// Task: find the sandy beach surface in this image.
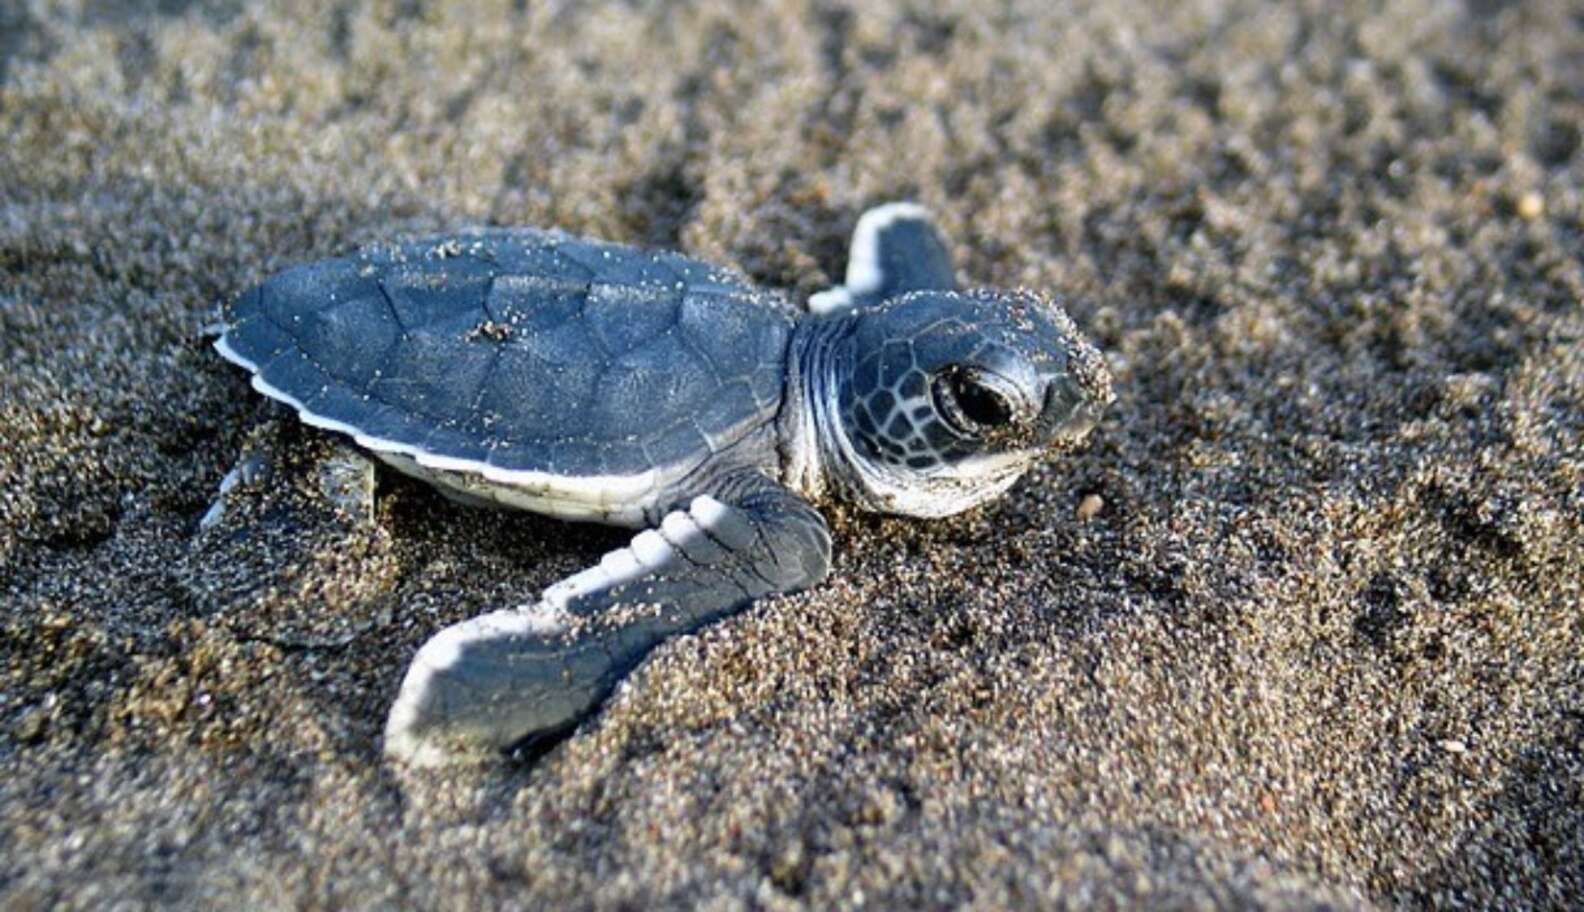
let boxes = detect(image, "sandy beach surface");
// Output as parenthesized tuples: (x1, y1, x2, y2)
(2, 1, 1581, 908)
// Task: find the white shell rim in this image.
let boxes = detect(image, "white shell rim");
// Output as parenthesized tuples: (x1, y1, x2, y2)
(213, 333, 659, 502)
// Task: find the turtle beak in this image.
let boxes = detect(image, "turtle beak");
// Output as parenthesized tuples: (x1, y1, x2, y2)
(1035, 366, 1113, 452)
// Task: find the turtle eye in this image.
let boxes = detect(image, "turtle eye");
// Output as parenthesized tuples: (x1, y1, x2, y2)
(932, 368, 1015, 436)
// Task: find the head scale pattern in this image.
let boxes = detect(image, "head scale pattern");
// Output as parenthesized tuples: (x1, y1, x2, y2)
(821, 287, 1111, 518)
(840, 334, 980, 471)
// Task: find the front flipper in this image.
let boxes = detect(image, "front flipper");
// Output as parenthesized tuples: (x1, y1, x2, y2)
(383, 479, 832, 766)
(808, 202, 958, 314)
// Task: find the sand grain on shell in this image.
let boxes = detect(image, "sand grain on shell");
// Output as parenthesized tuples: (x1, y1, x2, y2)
(2, 1, 1582, 909)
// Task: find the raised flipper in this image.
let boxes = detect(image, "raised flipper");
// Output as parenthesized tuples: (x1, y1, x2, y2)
(808, 202, 958, 314)
(383, 476, 832, 766)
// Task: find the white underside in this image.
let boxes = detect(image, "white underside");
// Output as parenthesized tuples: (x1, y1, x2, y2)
(374, 452, 653, 526)
(214, 334, 663, 527)
(853, 445, 1028, 518)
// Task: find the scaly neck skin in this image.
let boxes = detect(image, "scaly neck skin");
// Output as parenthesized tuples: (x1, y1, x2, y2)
(777, 314, 860, 508)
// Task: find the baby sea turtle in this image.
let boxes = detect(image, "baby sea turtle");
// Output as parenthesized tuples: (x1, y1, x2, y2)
(215, 203, 1113, 766)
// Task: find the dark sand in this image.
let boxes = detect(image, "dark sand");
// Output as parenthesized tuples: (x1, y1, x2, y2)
(2, 1, 1581, 908)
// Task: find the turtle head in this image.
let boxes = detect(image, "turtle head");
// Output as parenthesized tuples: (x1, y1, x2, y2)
(829, 289, 1112, 517)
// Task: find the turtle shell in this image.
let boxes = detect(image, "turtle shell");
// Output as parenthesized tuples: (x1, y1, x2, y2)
(217, 229, 796, 521)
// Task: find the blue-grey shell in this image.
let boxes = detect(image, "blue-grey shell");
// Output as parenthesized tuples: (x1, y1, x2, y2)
(220, 229, 796, 482)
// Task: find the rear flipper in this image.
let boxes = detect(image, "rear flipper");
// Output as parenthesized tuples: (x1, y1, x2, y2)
(808, 202, 958, 313)
(383, 478, 831, 766)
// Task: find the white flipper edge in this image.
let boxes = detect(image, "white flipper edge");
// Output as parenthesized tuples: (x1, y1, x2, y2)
(382, 601, 570, 767)
(384, 496, 735, 766)
(808, 202, 933, 314)
(540, 496, 728, 611)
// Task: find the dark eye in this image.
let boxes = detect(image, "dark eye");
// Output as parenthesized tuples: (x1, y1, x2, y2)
(933, 369, 1015, 436)
(955, 375, 1013, 426)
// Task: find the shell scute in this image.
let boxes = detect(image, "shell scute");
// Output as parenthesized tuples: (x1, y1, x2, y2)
(218, 229, 798, 490)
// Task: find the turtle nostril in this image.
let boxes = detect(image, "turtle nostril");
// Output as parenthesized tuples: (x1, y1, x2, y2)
(1039, 378, 1067, 425)
(1041, 379, 1059, 414)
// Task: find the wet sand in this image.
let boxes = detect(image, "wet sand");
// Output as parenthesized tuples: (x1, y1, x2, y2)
(2, 1, 1580, 908)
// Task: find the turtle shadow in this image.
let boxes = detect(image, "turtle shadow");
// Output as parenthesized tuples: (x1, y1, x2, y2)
(178, 405, 631, 762)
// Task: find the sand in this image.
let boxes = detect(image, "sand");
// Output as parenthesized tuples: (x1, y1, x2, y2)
(2, 0, 1580, 908)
